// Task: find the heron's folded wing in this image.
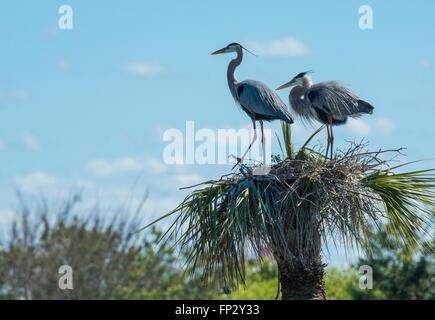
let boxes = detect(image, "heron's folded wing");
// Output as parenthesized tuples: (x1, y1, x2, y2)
(237, 80, 294, 123)
(307, 82, 363, 117)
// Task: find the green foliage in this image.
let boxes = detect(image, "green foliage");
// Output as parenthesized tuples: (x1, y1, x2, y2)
(277, 121, 294, 160)
(0, 194, 219, 300)
(326, 225, 434, 300)
(222, 259, 279, 300)
(216, 259, 372, 300)
(0, 253, 14, 300)
(324, 266, 385, 300)
(351, 226, 434, 300)
(324, 267, 358, 300)
(362, 166, 435, 254)
(216, 227, 434, 300)
(1, 192, 432, 300)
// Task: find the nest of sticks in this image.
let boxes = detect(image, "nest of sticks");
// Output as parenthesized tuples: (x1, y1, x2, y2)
(157, 141, 433, 287)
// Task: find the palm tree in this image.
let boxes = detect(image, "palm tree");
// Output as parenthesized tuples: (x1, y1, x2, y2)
(146, 123, 435, 300)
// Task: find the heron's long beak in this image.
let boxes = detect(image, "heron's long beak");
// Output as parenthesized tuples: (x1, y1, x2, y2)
(211, 48, 227, 55)
(275, 81, 295, 91)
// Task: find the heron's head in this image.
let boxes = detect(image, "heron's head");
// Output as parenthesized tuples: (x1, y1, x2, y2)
(276, 71, 312, 90)
(211, 43, 257, 56)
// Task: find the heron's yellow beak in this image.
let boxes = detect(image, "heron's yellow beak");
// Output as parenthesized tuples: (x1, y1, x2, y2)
(211, 48, 227, 55)
(275, 81, 294, 91)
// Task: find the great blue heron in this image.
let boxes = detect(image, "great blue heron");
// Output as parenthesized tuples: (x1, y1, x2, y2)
(211, 43, 294, 170)
(276, 72, 374, 159)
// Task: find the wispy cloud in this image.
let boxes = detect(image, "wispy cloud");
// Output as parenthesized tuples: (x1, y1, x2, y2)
(171, 174, 202, 187)
(246, 37, 310, 57)
(376, 117, 396, 135)
(347, 118, 372, 136)
(88, 158, 143, 177)
(0, 138, 5, 150)
(347, 117, 396, 136)
(23, 132, 41, 151)
(57, 60, 68, 69)
(87, 156, 167, 177)
(13, 171, 57, 192)
(125, 61, 165, 77)
(4, 152, 202, 226)
(420, 59, 431, 68)
(144, 158, 167, 174)
(11, 89, 30, 100)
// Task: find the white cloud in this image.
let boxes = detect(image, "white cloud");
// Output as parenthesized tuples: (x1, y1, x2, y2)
(246, 37, 310, 57)
(0, 138, 5, 150)
(57, 60, 68, 69)
(75, 179, 97, 190)
(125, 62, 165, 77)
(87, 156, 167, 177)
(144, 158, 167, 174)
(87, 160, 113, 177)
(2, 152, 203, 229)
(88, 158, 143, 177)
(23, 132, 41, 151)
(420, 59, 431, 68)
(13, 171, 57, 192)
(347, 118, 371, 136)
(171, 174, 202, 187)
(376, 117, 396, 135)
(347, 117, 395, 137)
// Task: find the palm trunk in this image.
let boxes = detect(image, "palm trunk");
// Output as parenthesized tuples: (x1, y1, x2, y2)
(273, 227, 327, 300)
(276, 255, 326, 300)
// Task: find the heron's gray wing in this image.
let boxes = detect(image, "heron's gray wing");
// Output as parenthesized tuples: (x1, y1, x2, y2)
(307, 81, 373, 117)
(236, 80, 294, 123)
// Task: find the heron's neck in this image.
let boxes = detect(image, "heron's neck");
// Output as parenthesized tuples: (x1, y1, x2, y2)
(291, 77, 313, 101)
(227, 48, 243, 100)
(289, 85, 311, 116)
(302, 76, 313, 89)
(290, 86, 309, 103)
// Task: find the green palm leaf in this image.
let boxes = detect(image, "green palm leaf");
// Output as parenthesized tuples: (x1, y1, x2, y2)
(144, 125, 435, 289)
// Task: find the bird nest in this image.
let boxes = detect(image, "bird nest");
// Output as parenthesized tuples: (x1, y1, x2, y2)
(152, 142, 434, 288)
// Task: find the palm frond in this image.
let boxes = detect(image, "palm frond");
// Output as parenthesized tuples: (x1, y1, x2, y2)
(281, 121, 294, 160)
(362, 168, 435, 253)
(144, 136, 435, 289)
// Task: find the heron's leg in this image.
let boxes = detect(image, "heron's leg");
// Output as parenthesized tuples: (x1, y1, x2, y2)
(330, 128, 334, 160)
(260, 120, 266, 166)
(231, 116, 257, 169)
(240, 117, 257, 161)
(325, 124, 331, 160)
(329, 117, 334, 160)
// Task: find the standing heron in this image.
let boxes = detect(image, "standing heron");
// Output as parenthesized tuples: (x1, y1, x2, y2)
(211, 43, 294, 170)
(276, 72, 374, 159)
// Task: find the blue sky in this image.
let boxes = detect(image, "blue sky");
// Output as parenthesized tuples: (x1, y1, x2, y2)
(0, 0, 434, 265)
